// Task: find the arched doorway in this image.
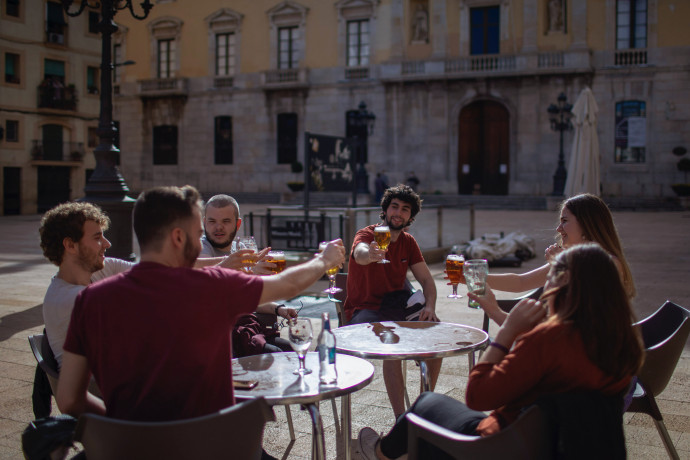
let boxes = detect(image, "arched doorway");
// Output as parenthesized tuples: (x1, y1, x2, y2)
(458, 100, 509, 195)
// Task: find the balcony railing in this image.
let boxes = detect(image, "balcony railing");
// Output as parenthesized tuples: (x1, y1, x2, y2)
(615, 49, 647, 66)
(138, 78, 189, 96)
(402, 61, 426, 75)
(445, 54, 517, 73)
(538, 52, 565, 68)
(345, 66, 369, 80)
(214, 76, 234, 89)
(31, 140, 85, 162)
(37, 80, 77, 111)
(262, 68, 309, 88)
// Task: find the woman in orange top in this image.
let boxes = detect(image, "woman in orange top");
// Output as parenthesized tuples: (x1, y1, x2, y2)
(358, 243, 644, 460)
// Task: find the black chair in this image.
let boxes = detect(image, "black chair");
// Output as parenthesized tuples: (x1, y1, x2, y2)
(74, 398, 275, 460)
(28, 334, 59, 395)
(482, 287, 544, 335)
(626, 301, 690, 460)
(406, 405, 553, 460)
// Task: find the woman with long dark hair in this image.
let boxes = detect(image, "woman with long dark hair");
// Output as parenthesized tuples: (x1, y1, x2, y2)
(359, 243, 644, 459)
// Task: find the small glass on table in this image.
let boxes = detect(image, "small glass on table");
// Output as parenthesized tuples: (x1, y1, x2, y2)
(464, 259, 489, 309)
(374, 225, 391, 264)
(266, 250, 286, 274)
(288, 318, 313, 375)
(319, 241, 342, 294)
(445, 254, 465, 299)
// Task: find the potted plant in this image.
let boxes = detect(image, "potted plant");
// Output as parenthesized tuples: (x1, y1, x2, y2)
(671, 147, 690, 197)
(287, 160, 305, 192)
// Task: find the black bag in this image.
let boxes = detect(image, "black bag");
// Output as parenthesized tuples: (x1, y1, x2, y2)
(21, 415, 77, 460)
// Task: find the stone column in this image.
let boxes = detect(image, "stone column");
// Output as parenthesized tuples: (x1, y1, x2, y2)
(522, 0, 537, 53)
(431, 0, 447, 58)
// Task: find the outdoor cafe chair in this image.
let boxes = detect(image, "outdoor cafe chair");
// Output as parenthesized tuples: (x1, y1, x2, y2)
(74, 397, 275, 460)
(627, 300, 690, 460)
(28, 334, 59, 395)
(406, 405, 554, 460)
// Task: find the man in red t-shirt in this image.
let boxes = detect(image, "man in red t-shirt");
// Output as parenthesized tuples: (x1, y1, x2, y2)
(343, 184, 440, 419)
(56, 185, 345, 422)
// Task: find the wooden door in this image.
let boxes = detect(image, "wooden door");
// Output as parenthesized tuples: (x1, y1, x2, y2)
(37, 166, 70, 213)
(458, 101, 509, 195)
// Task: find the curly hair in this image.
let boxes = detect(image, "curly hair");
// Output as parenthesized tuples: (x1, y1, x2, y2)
(39, 202, 110, 266)
(379, 183, 422, 227)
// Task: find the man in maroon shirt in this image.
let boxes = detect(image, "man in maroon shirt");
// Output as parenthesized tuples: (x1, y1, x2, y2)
(56, 185, 345, 422)
(343, 184, 440, 419)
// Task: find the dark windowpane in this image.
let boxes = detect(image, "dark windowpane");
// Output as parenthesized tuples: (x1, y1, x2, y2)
(214, 116, 233, 164)
(87, 66, 99, 94)
(88, 11, 99, 34)
(3, 167, 21, 215)
(277, 113, 297, 164)
(6, 120, 19, 142)
(87, 127, 98, 148)
(278, 27, 298, 69)
(470, 6, 500, 55)
(614, 101, 646, 163)
(153, 125, 177, 165)
(616, 0, 647, 49)
(44, 58, 65, 80)
(6, 0, 20, 17)
(46, 2, 65, 40)
(346, 110, 368, 164)
(5, 53, 20, 84)
(42, 124, 63, 160)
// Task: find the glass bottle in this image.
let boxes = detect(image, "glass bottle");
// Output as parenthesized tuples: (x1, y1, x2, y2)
(317, 312, 338, 385)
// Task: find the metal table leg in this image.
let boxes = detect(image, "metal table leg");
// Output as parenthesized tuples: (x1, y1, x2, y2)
(419, 360, 430, 392)
(340, 394, 352, 460)
(306, 403, 326, 460)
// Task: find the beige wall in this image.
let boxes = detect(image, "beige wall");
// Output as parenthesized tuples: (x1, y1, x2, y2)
(657, 0, 690, 47)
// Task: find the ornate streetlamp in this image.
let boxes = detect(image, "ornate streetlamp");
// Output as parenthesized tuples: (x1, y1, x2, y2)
(349, 101, 376, 207)
(547, 92, 573, 196)
(62, 0, 153, 260)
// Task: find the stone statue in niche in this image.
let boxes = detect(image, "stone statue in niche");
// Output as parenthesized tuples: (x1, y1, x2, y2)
(548, 0, 565, 33)
(412, 3, 429, 43)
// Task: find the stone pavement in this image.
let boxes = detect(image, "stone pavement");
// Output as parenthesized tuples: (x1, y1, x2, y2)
(0, 208, 688, 459)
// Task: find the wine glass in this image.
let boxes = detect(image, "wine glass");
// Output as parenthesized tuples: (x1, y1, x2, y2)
(288, 318, 313, 375)
(464, 259, 489, 309)
(374, 225, 391, 264)
(319, 241, 342, 294)
(445, 254, 465, 299)
(237, 236, 258, 273)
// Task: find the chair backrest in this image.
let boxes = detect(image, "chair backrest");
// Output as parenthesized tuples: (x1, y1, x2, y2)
(634, 301, 690, 397)
(407, 405, 553, 460)
(28, 334, 59, 394)
(74, 397, 275, 460)
(482, 287, 544, 334)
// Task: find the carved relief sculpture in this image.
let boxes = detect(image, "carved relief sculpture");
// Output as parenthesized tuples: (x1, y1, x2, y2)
(412, 2, 429, 43)
(548, 0, 564, 33)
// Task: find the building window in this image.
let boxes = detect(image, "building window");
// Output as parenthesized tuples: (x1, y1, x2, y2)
(157, 39, 175, 79)
(4, 52, 20, 84)
(278, 27, 299, 69)
(44, 58, 65, 83)
(277, 113, 298, 164)
(346, 20, 369, 67)
(88, 11, 99, 34)
(6, 120, 19, 142)
(46, 1, 66, 44)
(153, 125, 177, 165)
(216, 33, 235, 76)
(616, 0, 647, 49)
(470, 6, 500, 55)
(87, 66, 99, 94)
(214, 116, 233, 164)
(615, 101, 646, 163)
(6, 0, 20, 17)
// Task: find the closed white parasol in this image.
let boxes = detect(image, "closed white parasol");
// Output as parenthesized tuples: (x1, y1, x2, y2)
(564, 87, 601, 197)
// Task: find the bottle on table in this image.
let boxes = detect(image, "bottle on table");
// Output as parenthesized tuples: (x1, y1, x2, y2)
(317, 312, 338, 385)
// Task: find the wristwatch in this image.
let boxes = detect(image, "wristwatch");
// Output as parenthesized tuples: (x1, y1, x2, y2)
(274, 304, 285, 317)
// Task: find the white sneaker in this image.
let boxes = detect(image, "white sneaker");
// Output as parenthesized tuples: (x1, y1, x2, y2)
(358, 427, 380, 460)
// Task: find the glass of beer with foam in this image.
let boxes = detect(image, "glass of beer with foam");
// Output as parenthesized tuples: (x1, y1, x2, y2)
(446, 254, 465, 299)
(266, 251, 286, 274)
(374, 225, 391, 264)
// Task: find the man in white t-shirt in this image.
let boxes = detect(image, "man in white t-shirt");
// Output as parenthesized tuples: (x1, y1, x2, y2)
(39, 202, 132, 370)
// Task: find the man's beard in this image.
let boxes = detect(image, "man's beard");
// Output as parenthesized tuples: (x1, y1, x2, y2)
(183, 233, 200, 268)
(385, 215, 408, 231)
(77, 246, 105, 274)
(205, 228, 236, 251)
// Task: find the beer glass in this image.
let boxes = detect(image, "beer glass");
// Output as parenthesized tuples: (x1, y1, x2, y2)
(374, 225, 391, 264)
(237, 236, 258, 273)
(288, 318, 313, 375)
(445, 254, 465, 299)
(319, 241, 342, 294)
(266, 250, 286, 274)
(464, 259, 489, 309)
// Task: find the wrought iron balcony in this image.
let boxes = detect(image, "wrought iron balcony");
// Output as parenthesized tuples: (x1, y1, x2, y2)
(37, 80, 78, 111)
(31, 140, 85, 162)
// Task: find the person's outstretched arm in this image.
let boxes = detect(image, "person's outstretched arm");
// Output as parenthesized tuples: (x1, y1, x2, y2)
(485, 263, 549, 293)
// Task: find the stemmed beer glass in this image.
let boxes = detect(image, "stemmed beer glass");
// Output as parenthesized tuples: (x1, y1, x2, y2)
(319, 241, 342, 294)
(446, 254, 465, 299)
(374, 225, 391, 264)
(288, 318, 313, 375)
(464, 259, 489, 309)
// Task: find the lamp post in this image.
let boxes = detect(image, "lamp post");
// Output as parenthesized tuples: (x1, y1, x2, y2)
(349, 101, 376, 207)
(547, 92, 573, 196)
(62, 0, 153, 260)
